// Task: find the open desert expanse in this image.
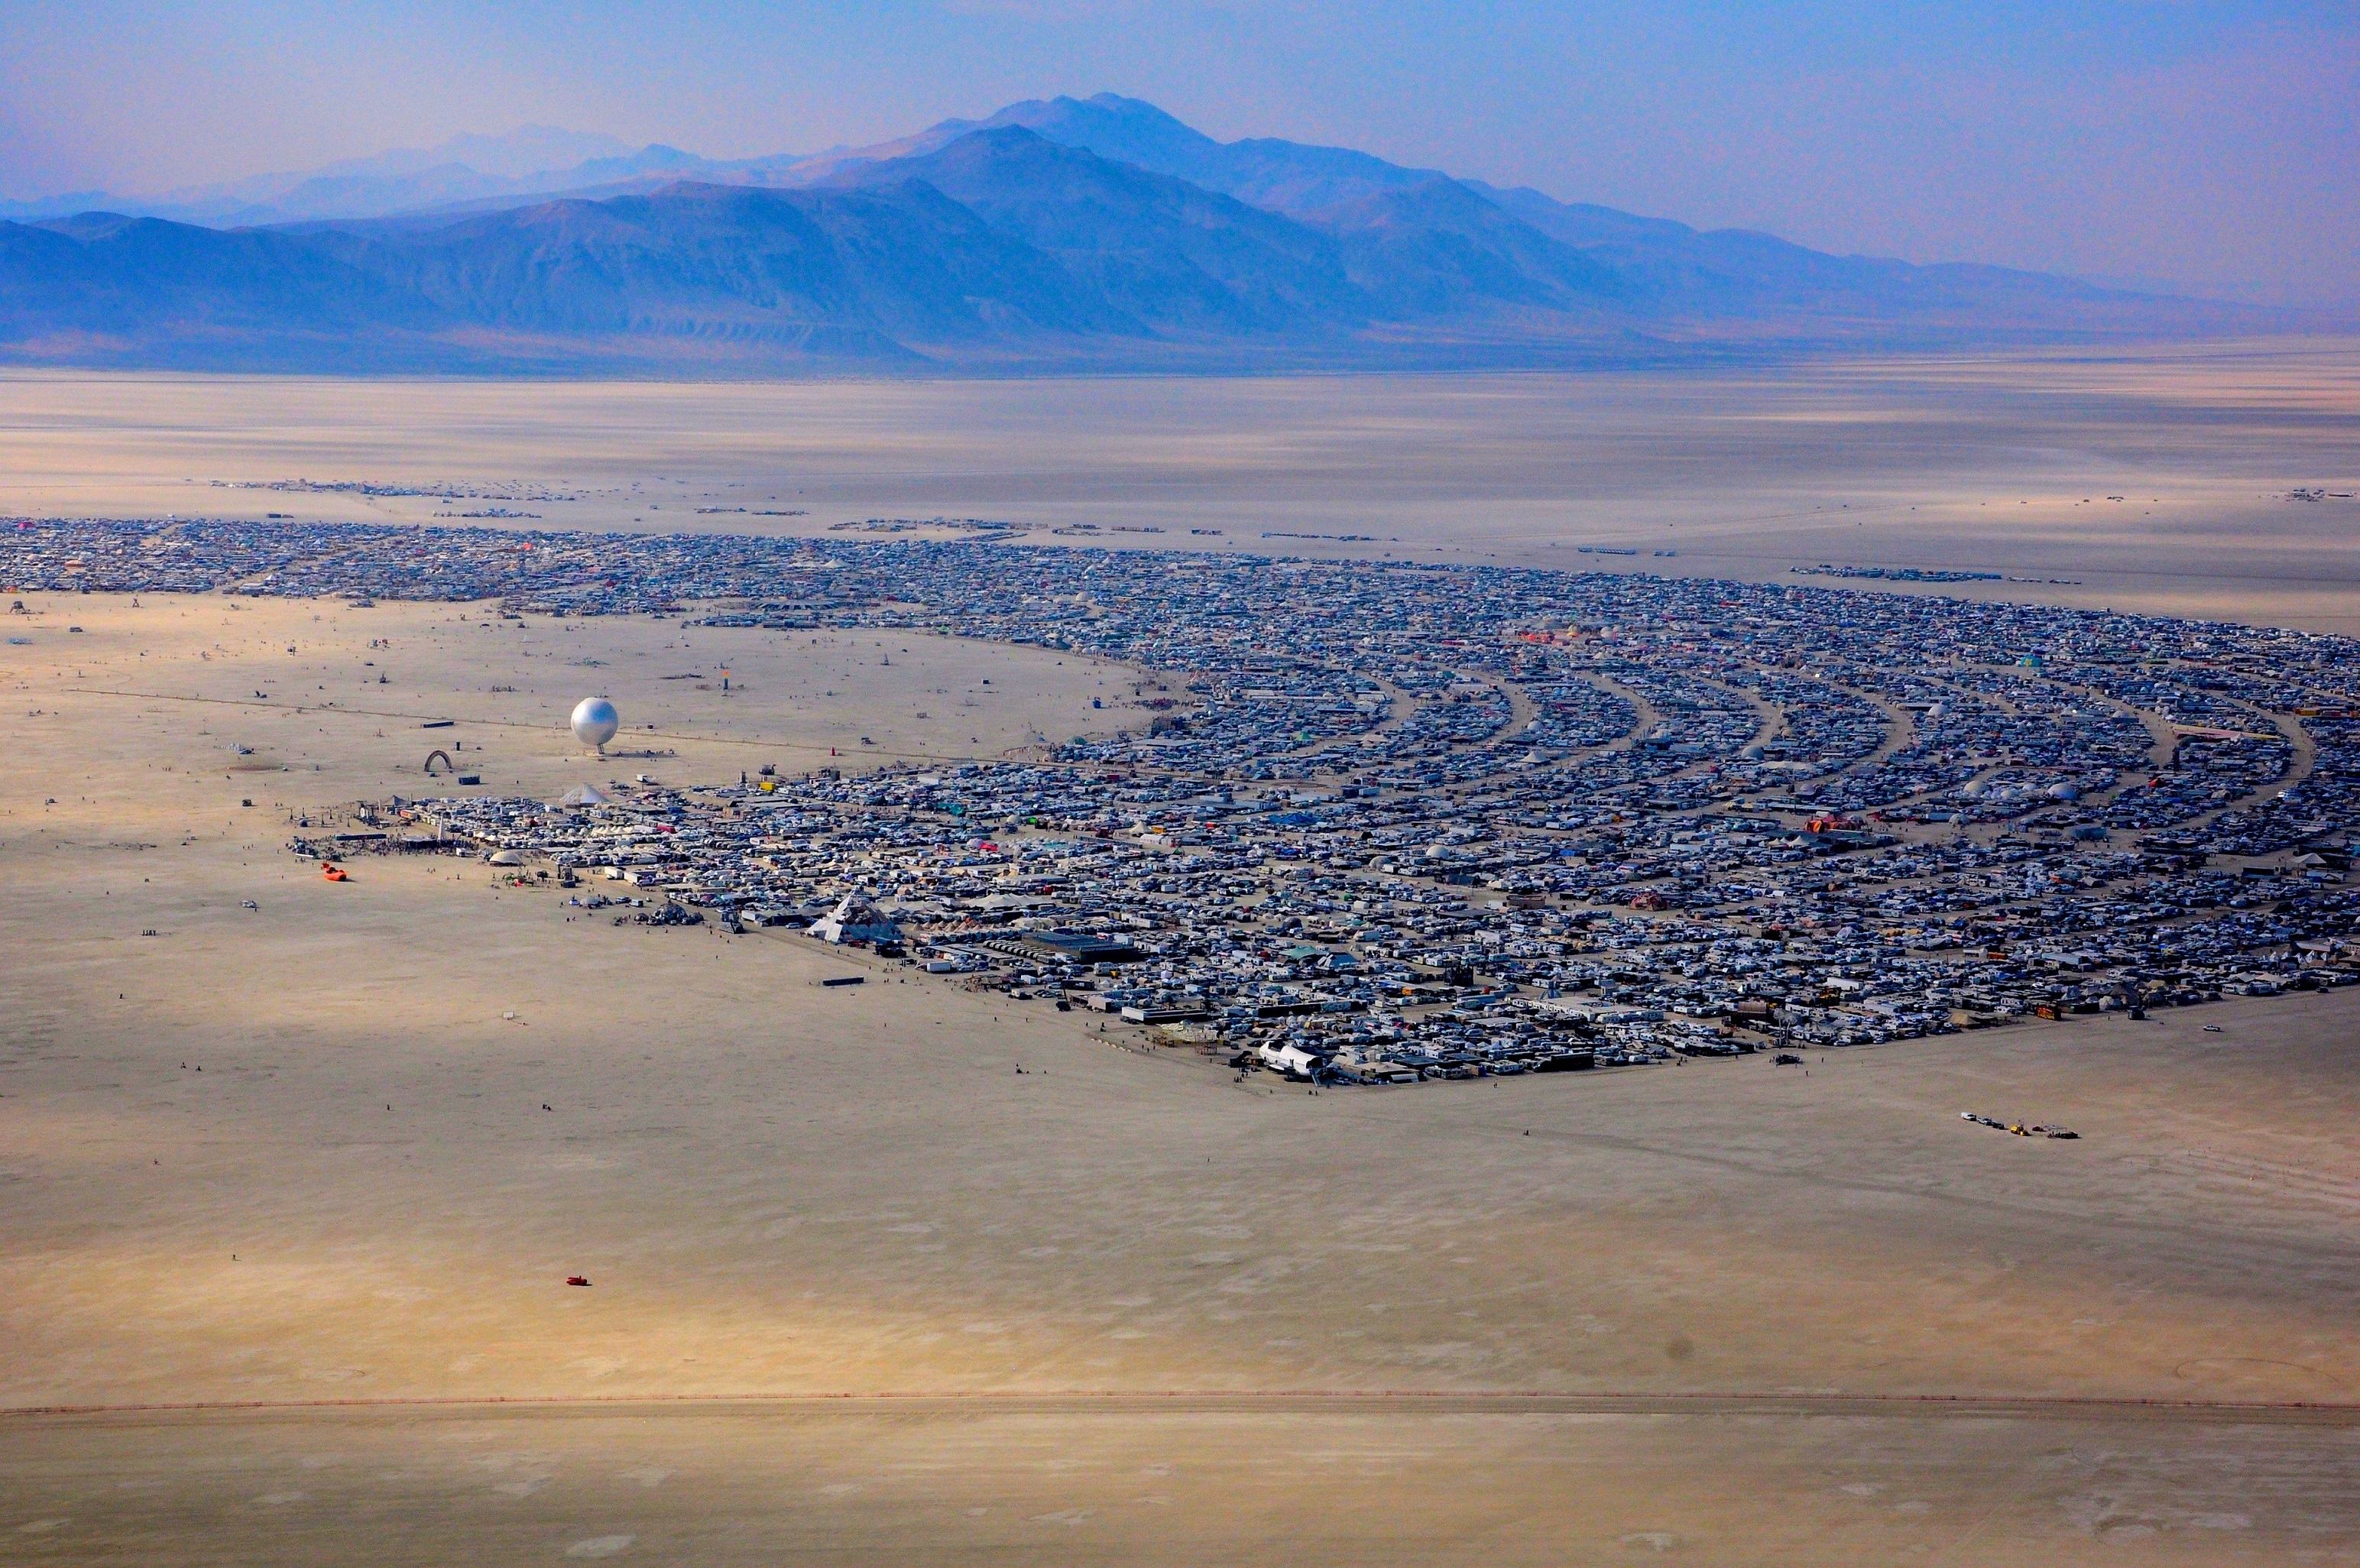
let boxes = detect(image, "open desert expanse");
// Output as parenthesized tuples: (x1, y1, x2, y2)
(3, 588, 2357, 1563)
(2, 338, 2357, 627)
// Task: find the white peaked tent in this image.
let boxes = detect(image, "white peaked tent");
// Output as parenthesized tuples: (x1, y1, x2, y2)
(559, 783, 608, 807)
(809, 894, 902, 945)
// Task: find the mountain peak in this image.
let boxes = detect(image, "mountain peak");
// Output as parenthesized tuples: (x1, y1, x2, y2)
(982, 94, 1220, 154)
(940, 96, 1451, 215)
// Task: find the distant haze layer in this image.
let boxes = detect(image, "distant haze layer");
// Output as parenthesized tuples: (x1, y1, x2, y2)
(2, 339, 2355, 630)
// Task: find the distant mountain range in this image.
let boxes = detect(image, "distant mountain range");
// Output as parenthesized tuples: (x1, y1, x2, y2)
(0, 94, 2305, 374)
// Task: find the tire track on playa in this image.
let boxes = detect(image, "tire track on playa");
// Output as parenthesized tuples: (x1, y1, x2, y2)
(9, 1390, 2358, 1428)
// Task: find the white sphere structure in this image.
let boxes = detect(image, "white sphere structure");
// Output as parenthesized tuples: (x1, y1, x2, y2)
(571, 696, 620, 753)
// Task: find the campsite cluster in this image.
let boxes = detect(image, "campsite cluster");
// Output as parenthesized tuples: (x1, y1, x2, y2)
(15, 514, 2360, 1084)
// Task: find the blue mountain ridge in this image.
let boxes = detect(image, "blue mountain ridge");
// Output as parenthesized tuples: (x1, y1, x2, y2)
(0, 94, 2291, 374)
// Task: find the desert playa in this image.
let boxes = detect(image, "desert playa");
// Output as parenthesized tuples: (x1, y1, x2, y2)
(3, 588, 2358, 1563)
(2, 337, 2358, 628)
(8, 0, 2358, 1546)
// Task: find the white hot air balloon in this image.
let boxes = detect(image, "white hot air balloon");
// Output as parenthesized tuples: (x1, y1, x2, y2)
(571, 696, 620, 753)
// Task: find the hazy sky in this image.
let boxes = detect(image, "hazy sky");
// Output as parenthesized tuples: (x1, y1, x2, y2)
(3, 1, 2353, 304)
